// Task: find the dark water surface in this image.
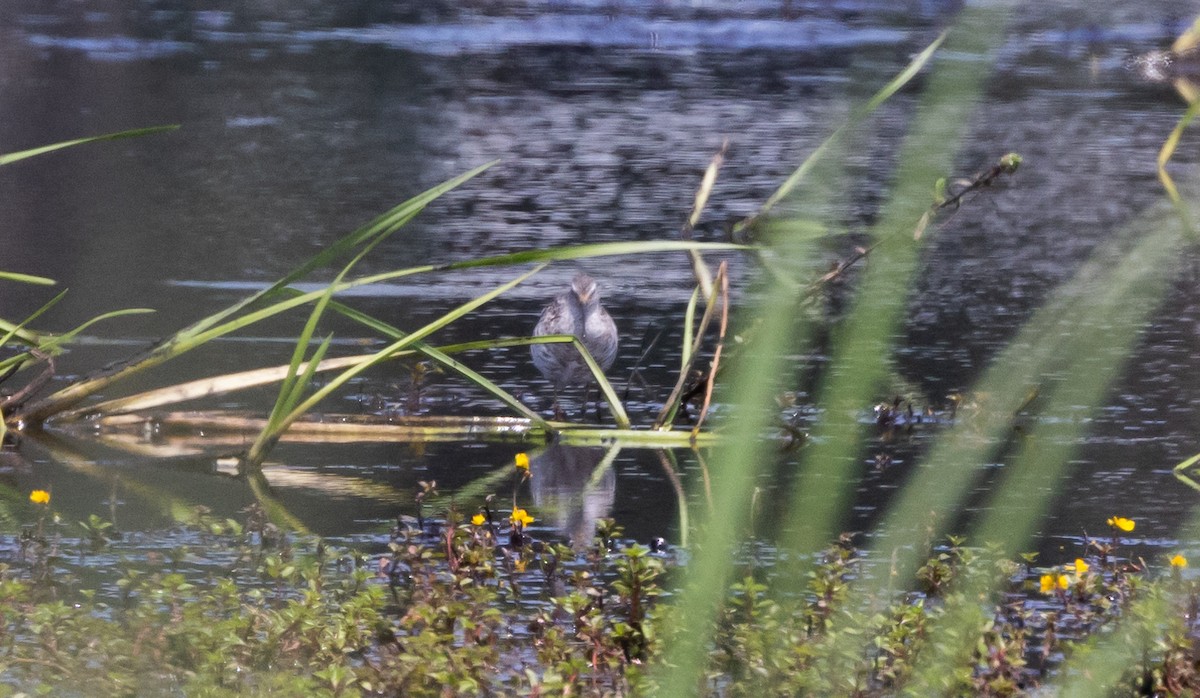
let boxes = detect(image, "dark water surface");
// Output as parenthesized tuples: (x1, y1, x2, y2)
(1, 1, 1199, 565)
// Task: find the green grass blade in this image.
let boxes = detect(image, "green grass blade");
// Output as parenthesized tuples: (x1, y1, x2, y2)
(1, 305, 155, 373)
(0, 271, 55, 285)
(654, 15, 991, 694)
(776, 5, 1012, 577)
(16, 165, 500, 422)
(273, 334, 334, 430)
(752, 31, 947, 222)
(903, 227, 1185, 693)
(266, 227, 388, 431)
(867, 198, 1187, 591)
(682, 286, 699, 371)
(243, 265, 547, 468)
(316, 297, 549, 427)
(440, 240, 745, 271)
(526, 335, 630, 428)
(654, 277, 723, 430)
(23, 240, 743, 423)
(0, 289, 69, 351)
(0, 354, 38, 374)
(175, 161, 495, 343)
(1157, 98, 1200, 206)
(0, 319, 47, 347)
(36, 308, 155, 353)
(1173, 447, 1200, 491)
(0, 125, 179, 166)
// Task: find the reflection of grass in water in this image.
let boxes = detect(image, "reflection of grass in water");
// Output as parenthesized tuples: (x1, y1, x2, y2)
(0, 484, 28, 530)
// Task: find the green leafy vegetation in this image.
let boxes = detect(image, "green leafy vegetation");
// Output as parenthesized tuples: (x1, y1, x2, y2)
(0, 489, 1196, 696)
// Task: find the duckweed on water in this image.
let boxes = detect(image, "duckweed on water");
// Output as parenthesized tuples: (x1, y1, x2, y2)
(0, 499, 1198, 696)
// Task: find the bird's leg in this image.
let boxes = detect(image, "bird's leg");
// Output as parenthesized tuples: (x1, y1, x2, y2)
(552, 387, 566, 421)
(581, 384, 604, 423)
(573, 384, 588, 421)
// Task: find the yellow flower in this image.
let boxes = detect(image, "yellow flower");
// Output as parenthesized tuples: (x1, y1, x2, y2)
(1106, 516, 1135, 532)
(1073, 558, 1089, 575)
(514, 558, 527, 573)
(28, 490, 50, 506)
(1171, 554, 1188, 568)
(471, 513, 486, 526)
(1040, 571, 1071, 593)
(514, 453, 530, 472)
(510, 507, 534, 527)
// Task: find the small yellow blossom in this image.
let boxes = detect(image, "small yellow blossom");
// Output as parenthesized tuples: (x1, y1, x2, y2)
(471, 513, 486, 526)
(28, 490, 50, 506)
(514, 558, 527, 573)
(1040, 572, 1070, 594)
(1171, 554, 1188, 568)
(1073, 558, 1089, 575)
(510, 507, 534, 527)
(514, 453, 530, 472)
(1107, 516, 1136, 532)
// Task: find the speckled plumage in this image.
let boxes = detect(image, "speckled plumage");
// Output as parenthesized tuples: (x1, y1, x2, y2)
(531, 273, 618, 391)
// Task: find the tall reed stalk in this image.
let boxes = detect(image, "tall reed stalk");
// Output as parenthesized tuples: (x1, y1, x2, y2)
(658, 2, 1200, 692)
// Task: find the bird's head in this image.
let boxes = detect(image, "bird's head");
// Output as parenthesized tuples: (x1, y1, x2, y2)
(571, 273, 599, 305)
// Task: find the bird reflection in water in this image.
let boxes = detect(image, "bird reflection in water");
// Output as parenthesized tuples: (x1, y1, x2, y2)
(529, 444, 617, 549)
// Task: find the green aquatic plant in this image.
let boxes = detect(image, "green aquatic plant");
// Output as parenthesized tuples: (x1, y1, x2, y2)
(2, 130, 741, 470)
(0, 489, 1196, 696)
(0, 128, 175, 441)
(661, 5, 1200, 697)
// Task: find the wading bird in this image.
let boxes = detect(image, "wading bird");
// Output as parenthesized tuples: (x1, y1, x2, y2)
(531, 273, 618, 418)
